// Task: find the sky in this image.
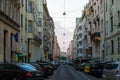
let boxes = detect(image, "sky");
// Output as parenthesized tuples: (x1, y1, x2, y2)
(47, 0, 89, 52)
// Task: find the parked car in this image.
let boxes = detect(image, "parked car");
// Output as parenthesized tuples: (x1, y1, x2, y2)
(51, 61, 59, 70)
(91, 61, 107, 77)
(79, 62, 86, 71)
(102, 61, 120, 80)
(0, 62, 43, 80)
(36, 62, 54, 78)
(29, 62, 44, 79)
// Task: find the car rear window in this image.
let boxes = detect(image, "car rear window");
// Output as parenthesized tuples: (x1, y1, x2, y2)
(19, 64, 37, 71)
(104, 63, 118, 69)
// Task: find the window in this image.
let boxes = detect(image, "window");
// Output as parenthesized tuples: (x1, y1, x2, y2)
(118, 11, 120, 28)
(21, 0, 24, 6)
(10, 5, 12, 18)
(14, 8, 17, 22)
(21, 15, 23, 28)
(100, 0, 103, 5)
(6, 1, 9, 15)
(0, 0, 2, 10)
(37, 19, 42, 27)
(12, 7, 14, 19)
(3, 0, 6, 12)
(16, 10, 20, 24)
(4, 30, 8, 62)
(4, 0, 7, 13)
(106, 46, 108, 55)
(8, 2, 11, 16)
(25, 19, 27, 31)
(28, 21, 33, 33)
(111, 0, 114, 5)
(26, 0, 27, 10)
(111, 40, 114, 54)
(118, 37, 120, 54)
(98, 6, 99, 14)
(28, 1, 32, 13)
(106, 0, 107, 12)
(111, 16, 113, 31)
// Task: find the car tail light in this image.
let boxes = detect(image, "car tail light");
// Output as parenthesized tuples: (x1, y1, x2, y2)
(26, 72, 33, 77)
(42, 68, 47, 72)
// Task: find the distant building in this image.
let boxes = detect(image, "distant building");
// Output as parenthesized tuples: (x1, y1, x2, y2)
(53, 35, 60, 61)
(67, 40, 74, 60)
(43, 0, 55, 61)
(60, 52, 66, 58)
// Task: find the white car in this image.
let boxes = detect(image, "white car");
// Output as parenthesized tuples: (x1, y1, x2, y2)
(102, 61, 120, 80)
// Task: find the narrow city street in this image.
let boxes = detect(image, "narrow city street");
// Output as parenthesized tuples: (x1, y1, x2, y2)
(48, 64, 102, 80)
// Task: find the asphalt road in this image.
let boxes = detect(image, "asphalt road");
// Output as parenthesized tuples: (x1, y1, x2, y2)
(48, 64, 102, 80)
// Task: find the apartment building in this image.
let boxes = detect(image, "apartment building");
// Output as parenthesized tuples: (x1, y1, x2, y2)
(43, 0, 55, 61)
(0, 0, 20, 62)
(104, 0, 120, 61)
(53, 35, 60, 61)
(87, 0, 104, 60)
(20, 0, 43, 62)
(76, 19, 85, 59)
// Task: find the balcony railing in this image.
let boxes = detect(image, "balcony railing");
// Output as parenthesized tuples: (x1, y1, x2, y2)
(28, 34, 42, 45)
(33, 35, 42, 44)
(91, 32, 100, 43)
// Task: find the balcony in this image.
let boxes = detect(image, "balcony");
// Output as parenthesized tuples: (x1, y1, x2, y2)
(27, 12, 33, 21)
(95, 14, 99, 22)
(28, 34, 42, 45)
(91, 32, 100, 43)
(90, 6, 94, 12)
(43, 44, 49, 51)
(33, 35, 42, 44)
(88, 31, 91, 36)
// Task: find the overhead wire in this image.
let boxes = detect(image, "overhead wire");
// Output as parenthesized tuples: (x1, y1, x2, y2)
(63, 0, 66, 51)
(50, 9, 82, 15)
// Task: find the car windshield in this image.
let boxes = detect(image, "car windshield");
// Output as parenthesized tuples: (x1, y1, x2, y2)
(97, 63, 105, 68)
(19, 64, 37, 71)
(104, 63, 118, 69)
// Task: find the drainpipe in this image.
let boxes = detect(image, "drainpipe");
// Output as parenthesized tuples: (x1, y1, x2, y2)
(103, 0, 106, 61)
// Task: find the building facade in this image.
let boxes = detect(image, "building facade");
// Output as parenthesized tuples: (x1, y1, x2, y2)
(0, 0, 20, 62)
(76, 19, 85, 59)
(43, 0, 55, 61)
(87, 0, 104, 60)
(20, 0, 43, 62)
(104, 0, 120, 61)
(53, 35, 60, 61)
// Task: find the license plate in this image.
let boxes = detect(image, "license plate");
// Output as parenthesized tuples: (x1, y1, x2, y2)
(98, 69, 101, 71)
(35, 74, 41, 76)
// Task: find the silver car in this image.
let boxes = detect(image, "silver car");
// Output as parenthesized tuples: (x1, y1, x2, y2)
(102, 61, 120, 80)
